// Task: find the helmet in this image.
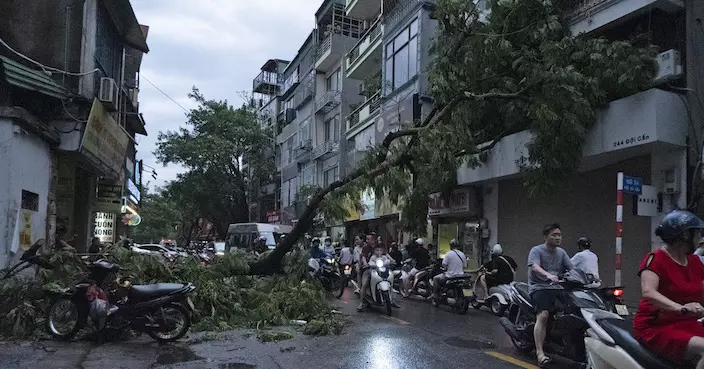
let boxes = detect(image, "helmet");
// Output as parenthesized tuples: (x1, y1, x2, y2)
(492, 244, 503, 255)
(324, 236, 332, 242)
(655, 210, 704, 241)
(449, 239, 460, 249)
(312, 237, 320, 244)
(577, 237, 591, 249)
(415, 238, 424, 246)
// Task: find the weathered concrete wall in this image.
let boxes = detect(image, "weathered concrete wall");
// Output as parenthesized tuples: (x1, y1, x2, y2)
(0, 0, 85, 92)
(0, 118, 52, 268)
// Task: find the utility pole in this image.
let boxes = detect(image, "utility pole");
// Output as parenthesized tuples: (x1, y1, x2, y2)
(687, 0, 704, 212)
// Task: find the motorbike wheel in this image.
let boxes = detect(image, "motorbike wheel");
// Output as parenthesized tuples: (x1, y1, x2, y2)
(382, 291, 392, 316)
(489, 297, 506, 316)
(146, 303, 191, 342)
(471, 299, 482, 309)
(335, 276, 347, 299)
(47, 298, 85, 341)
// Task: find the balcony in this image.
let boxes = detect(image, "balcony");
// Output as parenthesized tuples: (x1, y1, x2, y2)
(315, 89, 342, 115)
(312, 141, 340, 160)
(294, 71, 316, 108)
(282, 70, 300, 97)
(314, 33, 359, 72)
(346, 91, 381, 132)
(346, 18, 383, 80)
(383, 0, 428, 31)
(295, 139, 313, 163)
(253, 70, 282, 94)
(346, 0, 381, 19)
(567, 0, 684, 35)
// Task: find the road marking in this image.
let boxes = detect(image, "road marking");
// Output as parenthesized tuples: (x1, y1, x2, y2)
(486, 352, 539, 369)
(380, 315, 411, 325)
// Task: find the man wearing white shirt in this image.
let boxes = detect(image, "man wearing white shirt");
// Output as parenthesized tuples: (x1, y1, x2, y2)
(570, 237, 600, 286)
(431, 239, 467, 306)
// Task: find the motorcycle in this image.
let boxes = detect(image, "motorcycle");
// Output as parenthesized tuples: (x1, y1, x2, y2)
(499, 269, 613, 363)
(361, 258, 395, 316)
(582, 308, 675, 369)
(471, 266, 512, 316)
(47, 259, 196, 343)
(401, 260, 441, 299)
(309, 257, 343, 296)
(337, 263, 359, 298)
(432, 272, 473, 314)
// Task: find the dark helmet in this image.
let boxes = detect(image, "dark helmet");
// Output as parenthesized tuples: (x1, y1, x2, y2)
(655, 210, 704, 242)
(450, 239, 460, 249)
(577, 237, 592, 249)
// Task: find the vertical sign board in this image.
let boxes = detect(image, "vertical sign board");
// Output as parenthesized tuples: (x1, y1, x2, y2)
(94, 212, 115, 243)
(616, 173, 643, 286)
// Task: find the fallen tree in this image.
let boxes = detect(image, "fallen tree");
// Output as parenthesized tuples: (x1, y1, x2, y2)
(249, 0, 657, 274)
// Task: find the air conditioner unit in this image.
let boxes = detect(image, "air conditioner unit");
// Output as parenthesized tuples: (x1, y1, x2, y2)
(653, 49, 683, 85)
(99, 77, 118, 111)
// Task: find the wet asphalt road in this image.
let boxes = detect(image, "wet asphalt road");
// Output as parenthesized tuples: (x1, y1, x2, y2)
(0, 290, 541, 369)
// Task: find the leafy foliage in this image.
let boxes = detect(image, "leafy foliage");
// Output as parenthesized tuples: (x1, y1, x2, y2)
(155, 88, 275, 236)
(285, 0, 656, 235)
(0, 244, 344, 339)
(130, 189, 181, 243)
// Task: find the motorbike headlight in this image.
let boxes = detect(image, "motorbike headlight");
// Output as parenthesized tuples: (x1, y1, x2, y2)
(327, 258, 335, 264)
(378, 267, 387, 273)
(375, 260, 384, 268)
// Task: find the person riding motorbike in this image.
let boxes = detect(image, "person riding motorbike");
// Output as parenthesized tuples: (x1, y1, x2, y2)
(405, 238, 430, 292)
(431, 239, 467, 306)
(323, 236, 335, 257)
(633, 210, 704, 368)
(365, 244, 401, 309)
(357, 234, 376, 311)
(570, 236, 600, 287)
(480, 244, 517, 294)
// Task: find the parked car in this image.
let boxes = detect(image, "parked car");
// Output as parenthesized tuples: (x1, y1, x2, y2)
(224, 223, 292, 253)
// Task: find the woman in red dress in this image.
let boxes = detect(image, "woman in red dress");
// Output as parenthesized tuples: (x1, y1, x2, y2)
(634, 210, 704, 368)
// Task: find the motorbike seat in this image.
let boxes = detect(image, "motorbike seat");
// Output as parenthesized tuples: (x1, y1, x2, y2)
(91, 260, 120, 273)
(514, 282, 532, 302)
(447, 273, 471, 280)
(130, 283, 187, 300)
(599, 319, 677, 369)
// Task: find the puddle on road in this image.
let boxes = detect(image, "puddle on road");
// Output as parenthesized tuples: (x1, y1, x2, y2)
(443, 337, 496, 350)
(218, 363, 255, 369)
(155, 346, 203, 365)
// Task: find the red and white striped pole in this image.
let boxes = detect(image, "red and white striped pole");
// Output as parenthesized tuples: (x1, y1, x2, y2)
(616, 172, 624, 286)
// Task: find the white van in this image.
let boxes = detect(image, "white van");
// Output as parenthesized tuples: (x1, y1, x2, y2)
(224, 223, 292, 252)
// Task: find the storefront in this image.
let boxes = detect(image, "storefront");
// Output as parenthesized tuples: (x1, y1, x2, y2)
(429, 186, 483, 269)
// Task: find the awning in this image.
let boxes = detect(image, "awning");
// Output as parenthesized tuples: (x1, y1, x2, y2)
(0, 56, 67, 100)
(102, 0, 149, 53)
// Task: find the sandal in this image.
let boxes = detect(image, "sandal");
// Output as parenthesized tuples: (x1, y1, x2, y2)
(537, 353, 552, 367)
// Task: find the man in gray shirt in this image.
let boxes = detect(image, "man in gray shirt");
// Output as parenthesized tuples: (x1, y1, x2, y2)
(527, 223, 574, 366)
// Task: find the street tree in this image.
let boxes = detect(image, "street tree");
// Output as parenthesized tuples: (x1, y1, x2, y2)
(129, 188, 180, 243)
(155, 88, 275, 237)
(251, 0, 657, 274)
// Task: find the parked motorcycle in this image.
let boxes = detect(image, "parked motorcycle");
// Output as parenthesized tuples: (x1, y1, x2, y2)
(47, 259, 196, 343)
(499, 269, 613, 363)
(361, 259, 395, 316)
(582, 308, 675, 369)
(431, 273, 473, 314)
(471, 267, 512, 316)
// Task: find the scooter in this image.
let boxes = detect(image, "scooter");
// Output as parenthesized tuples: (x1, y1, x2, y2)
(401, 260, 442, 299)
(431, 272, 473, 314)
(582, 308, 675, 369)
(471, 267, 512, 316)
(337, 263, 359, 298)
(361, 259, 395, 316)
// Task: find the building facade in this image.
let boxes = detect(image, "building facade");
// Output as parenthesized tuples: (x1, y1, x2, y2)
(0, 0, 148, 266)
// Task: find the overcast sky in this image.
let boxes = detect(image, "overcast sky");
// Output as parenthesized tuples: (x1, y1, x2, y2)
(131, 0, 322, 190)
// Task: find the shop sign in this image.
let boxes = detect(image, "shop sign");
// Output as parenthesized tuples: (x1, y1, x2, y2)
(360, 189, 376, 221)
(637, 185, 658, 216)
(267, 210, 280, 224)
(81, 99, 130, 176)
(95, 181, 123, 213)
(94, 212, 115, 243)
(428, 187, 479, 216)
(345, 196, 361, 222)
(127, 178, 141, 203)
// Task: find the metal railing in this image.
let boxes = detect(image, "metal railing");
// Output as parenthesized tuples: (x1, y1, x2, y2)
(384, 0, 426, 31)
(315, 34, 333, 60)
(253, 71, 282, 89)
(312, 141, 339, 160)
(315, 89, 342, 113)
(347, 18, 383, 68)
(282, 70, 300, 94)
(566, 0, 617, 19)
(346, 91, 381, 130)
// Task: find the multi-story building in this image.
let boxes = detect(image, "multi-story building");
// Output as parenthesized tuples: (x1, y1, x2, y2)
(0, 0, 148, 263)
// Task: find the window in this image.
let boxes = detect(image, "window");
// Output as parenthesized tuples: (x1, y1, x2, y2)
(326, 68, 341, 91)
(324, 115, 340, 142)
(324, 167, 339, 187)
(283, 133, 297, 165)
(384, 19, 419, 93)
(284, 98, 294, 111)
(282, 178, 299, 207)
(299, 120, 311, 144)
(302, 165, 315, 186)
(21, 190, 39, 211)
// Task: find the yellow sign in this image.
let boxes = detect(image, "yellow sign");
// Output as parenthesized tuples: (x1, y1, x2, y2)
(18, 210, 32, 251)
(437, 223, 457, 259)
(81, 99, 130, 176)
(344, 195, 360, 222)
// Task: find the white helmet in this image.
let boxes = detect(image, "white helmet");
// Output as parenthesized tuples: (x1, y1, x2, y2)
(415, 238, 424, 246)
(492, 244, 503, 255)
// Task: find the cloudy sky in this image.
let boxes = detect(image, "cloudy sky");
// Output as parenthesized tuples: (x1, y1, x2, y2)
(131, 0, 322, 189)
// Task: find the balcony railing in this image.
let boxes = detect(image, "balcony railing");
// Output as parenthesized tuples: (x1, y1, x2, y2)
(383, 0, 424, 31)
(346, 91, 381, 131)
(294, 71, 316, 108)
(282, 70, 300, 95)
(315, 34, 333, 61)
(315, 89, 342, 114)
(253, 70, 282, 93)
(566, 0, 613, 19)
(312, 141, 340, 160)
(347, 18, 382, 68)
